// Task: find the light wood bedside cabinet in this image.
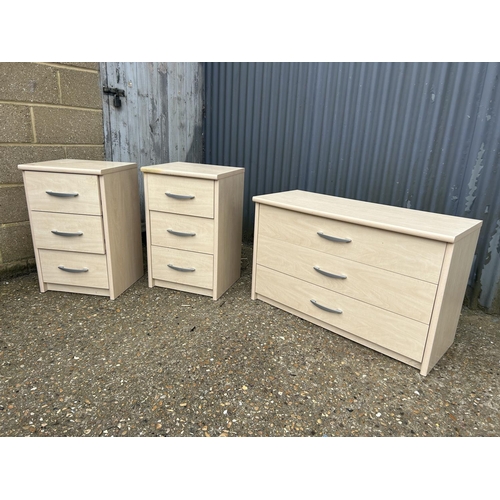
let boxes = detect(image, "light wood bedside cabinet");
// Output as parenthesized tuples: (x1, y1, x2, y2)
(251, 190, 482, 375)
(18, 159, 144, 300)
(141, 162, 245, 300)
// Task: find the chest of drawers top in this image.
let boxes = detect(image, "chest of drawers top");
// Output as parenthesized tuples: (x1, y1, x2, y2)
(141, 161, 244, 180)
(252, 190, 481, 243)
(18, 158, 137, 176)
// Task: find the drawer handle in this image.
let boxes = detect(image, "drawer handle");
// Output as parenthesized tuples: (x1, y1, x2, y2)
(313, 266, 347, 279)
(167, 263, 195, 272)
(51, 230, 84, 237)
(165, 192, 195, 200)
(167, 229, 196, 237)
(46, 190, 79, 198)
(58, 265, 89, 273)
(310, 299, 342, 314)
(317, 232, 352, 243)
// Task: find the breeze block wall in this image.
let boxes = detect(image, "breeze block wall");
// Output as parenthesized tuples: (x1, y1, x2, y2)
(0, 62, 105, 278)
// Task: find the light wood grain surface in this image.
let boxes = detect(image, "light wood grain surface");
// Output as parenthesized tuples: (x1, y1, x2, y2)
(24, 171, 102, 216)
(255, 265, 428, 362)
(258, 204, 446, 283)
(257, 234, 437, 324)
(147, 175, 215, 218)
(141, 161, 244, 180)
(253, 190, 482, 243)
(21, 160, 144, 300)
(30, 212, 105, 254)
(150, 211, 214, 254)
(252, 189, 483, 375)
(39, 249, 109, 289)
(19, 158, 136, 175)
(151, 246, 214, 289)
(143, 164, 244, 299)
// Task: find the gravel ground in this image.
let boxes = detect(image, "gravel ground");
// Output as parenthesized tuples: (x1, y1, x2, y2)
(1, 244, 499, 438)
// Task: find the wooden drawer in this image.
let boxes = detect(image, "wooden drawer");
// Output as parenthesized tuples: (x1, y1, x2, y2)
(39, 249, 109, 289)
(24, 171, 102, 215)
(258, 204, 446, 283)
(147, 175, 214, 218)
(255, 265, 428, 362)
(257, 234, 437, 324)
(150, 211, 214, 254)
(151, 246, 213, 289)
(30, 212, 105, 254)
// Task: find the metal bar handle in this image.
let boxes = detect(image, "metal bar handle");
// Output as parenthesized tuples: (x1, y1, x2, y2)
(313, 266, 347, 279)
(310, 299, 343, 314)
(317, 231, 352, 243)
(167, 263, 195, 272)
(167, 229, 196, 237)
(51, 230, 84, 237)
(46, 190, 79, 197)
(58, 265, 89, 273)
(165, 192, 195, 200)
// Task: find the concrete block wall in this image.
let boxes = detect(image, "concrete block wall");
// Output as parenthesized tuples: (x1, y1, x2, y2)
(0, 62, 105, 278)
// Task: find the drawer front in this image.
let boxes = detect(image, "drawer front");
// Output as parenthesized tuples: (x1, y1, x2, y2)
(39, 249, 109, 289)
(147, 175, 214, 218)
(258, 205, 445, 283)
(257, 235, 437, 324)
(150, 211, 214, 254)
(24, 171, 101, 215)
(151, 246, 213, 289)
(30, 212, 105, 254)
(255, 265, 428, 362)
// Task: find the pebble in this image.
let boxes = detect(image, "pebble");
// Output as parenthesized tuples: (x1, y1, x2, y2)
(0, 245, 499, 437)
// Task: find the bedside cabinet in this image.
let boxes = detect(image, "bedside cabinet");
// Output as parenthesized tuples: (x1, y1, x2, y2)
(141, 162, 245, 300)
(18, 159, 144, 300)
(251, 190, 482, 375)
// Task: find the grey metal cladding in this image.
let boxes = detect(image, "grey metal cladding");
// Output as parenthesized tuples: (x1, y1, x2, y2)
(204, 62, 500, 313)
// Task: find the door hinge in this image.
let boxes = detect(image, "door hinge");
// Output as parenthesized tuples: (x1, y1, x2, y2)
(103, 86, 125, 107)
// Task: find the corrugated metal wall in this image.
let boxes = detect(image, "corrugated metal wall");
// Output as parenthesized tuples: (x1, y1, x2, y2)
(204, 62, 500, 313)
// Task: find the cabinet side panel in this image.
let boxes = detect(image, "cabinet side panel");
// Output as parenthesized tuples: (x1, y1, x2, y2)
(421, 228, 481, 375)
(100, 169, 144, 299)
(21, 171, 46, 292)
(251, 203, 261, 300)
(143, 174, 154, 288)
(214, 172, 244, 299)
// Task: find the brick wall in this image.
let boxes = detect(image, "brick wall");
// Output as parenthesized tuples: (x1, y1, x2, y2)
(0, 62, 105, 278)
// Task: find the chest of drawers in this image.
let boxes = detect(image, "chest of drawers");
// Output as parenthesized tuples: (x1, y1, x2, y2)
(251, 190, 482, 375)
(18, 159, 144, 300)
(141, 162, 245, 300)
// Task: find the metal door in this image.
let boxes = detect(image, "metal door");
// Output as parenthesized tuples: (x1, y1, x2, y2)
(100, 62, 204, 220)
